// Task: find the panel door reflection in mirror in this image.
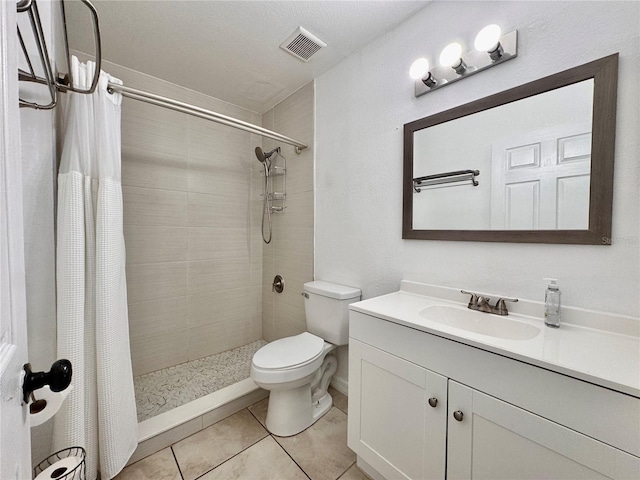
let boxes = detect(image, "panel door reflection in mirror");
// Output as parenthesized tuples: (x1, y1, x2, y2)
(403, 54, 617, 244)
(413, 80, 593, 231)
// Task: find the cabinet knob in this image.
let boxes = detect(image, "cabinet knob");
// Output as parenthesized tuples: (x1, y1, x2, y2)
(428, 397, 438, 408)
(453, 410, 464, 422)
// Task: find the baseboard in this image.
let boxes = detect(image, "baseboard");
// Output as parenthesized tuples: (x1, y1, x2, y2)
(357, 456, 385, 480)
(330, 376, 348, 396)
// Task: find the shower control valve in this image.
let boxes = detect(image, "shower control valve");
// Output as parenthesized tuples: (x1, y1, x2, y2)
(272, 275, 285, 293)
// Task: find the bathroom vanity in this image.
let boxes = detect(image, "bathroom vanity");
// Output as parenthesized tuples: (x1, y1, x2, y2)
(347, 281, 640, 480)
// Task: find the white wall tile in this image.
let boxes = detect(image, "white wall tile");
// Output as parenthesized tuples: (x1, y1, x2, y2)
(188, 286, 261, 328)
(273, 82, 314, 146)
(128, 296, 189, 339)
(187, 166, 251, 197)
(187, 317, 261, 360)
(117, 63, 263, 375)
(188, 121, 251, 165)
(126, 262, 189, 304)
(261, 82, 315, 344)
(121, 113, 187, 159)
(123, 186, 188, 226)
(279, 191, 314, 228)
(122, 145, 188, 192)
(187, 258, 251, 295)
(187, 227, 250, 261)
(130, 330, 189, 376)
(125, 225, 188, 264)
(188, 192, 250, 228)
(274, 315, 307, 341)
(283, 150, 314, 195)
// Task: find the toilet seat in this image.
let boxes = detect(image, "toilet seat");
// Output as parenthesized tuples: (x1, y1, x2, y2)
(251, 332, 328, 386)
(253, 332, 324, 370)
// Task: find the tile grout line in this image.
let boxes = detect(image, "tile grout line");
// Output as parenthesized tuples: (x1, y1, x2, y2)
(191, 428, 271, 480)
(169, 399, 350, 480)
(269, 405, 354, 480)
(335, 461, 358, 480)
(246, 404, 313, 480)
(170, 445, 186, 480)
(271, 434, 312, 480)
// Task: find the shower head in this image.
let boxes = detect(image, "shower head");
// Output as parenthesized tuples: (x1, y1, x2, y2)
(255, 147, 280, 163)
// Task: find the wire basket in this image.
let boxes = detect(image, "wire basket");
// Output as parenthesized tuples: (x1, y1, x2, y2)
(34, 447, 85, 480)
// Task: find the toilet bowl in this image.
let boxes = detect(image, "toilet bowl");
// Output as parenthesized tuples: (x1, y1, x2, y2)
(251, 281, 361, 436)
(252, 332, 337, 436)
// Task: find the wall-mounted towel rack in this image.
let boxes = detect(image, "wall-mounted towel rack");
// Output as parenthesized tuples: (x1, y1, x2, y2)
(18, 0, 101, 109)
(16, 0, 308, 152)
(413, 169, 479, 192)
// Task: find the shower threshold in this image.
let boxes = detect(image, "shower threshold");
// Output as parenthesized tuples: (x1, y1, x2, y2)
(134, 340, 266, 422)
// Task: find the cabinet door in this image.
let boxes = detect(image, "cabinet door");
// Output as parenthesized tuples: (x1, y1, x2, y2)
(447, 381, 640, 480)
(348, 339, 447, 480)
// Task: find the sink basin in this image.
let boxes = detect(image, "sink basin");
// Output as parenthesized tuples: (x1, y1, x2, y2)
(419, 305, 540, 341)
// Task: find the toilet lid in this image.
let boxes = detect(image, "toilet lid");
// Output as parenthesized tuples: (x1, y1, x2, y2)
(253, 332, 324, 369)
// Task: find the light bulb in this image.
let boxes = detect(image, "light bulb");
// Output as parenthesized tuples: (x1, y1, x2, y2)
(474, 24, 502, 52)
(409, 58, 430, 80)
(439, 43, 462, 67)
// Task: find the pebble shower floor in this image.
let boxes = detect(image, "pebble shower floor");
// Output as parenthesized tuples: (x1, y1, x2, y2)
(134, 340, 266, 421)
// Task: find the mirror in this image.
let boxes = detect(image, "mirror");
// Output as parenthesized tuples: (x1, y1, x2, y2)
(403, 54, 618, 244)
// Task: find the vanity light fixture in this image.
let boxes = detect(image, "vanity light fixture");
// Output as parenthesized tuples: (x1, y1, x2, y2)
(474, 24, 503, 61)
(409, 57, 437, 88)
(439, 42, 467, 74)
(411, 25, 518, 97)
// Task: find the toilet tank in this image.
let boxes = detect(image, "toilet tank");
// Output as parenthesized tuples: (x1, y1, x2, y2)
(303, 281, 361, 346)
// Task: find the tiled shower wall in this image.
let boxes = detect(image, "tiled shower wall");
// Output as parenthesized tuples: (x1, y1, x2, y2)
(97, 59, 264, 376)
(262, 83, 315, 341)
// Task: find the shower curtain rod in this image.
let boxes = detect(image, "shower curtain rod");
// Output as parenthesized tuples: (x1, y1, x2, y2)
(107, 83, 308, 153)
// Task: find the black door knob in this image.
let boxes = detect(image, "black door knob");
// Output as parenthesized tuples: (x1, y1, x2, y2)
(23, 359, 72, 403)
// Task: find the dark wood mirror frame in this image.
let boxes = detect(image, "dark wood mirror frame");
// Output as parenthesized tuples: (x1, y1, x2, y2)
(403, 53, 618, 244)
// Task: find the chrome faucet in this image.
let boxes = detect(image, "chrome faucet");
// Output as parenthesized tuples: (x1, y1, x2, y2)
(461, 290, 518, 316)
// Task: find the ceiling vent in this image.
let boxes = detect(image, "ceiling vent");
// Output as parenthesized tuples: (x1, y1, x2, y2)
(280, 27, 326, 62)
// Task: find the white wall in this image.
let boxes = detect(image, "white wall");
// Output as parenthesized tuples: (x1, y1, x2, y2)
(316, 0, 640, 350)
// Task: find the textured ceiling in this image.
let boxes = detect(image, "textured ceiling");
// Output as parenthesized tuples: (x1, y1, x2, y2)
(66, 0, 430, 113)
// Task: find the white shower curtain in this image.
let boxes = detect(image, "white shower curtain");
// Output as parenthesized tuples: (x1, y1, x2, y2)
(53, 56, 137, 480)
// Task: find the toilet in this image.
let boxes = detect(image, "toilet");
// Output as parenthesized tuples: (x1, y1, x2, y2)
(251, 281, 361, 436)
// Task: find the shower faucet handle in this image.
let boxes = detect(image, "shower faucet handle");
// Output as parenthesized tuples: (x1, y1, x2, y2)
(272, 275, 285, 293)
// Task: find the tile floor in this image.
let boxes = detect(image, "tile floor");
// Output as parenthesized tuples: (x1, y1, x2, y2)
(115, 387, 369, 480)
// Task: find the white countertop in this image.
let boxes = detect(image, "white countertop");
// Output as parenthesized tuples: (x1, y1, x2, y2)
(350, 283, 640, 398)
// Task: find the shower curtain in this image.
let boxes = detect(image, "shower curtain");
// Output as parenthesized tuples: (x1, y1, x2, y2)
(53, 57, 137, 480)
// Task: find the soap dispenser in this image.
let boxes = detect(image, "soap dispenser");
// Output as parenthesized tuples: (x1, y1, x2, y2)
(543, 278, 561, 328)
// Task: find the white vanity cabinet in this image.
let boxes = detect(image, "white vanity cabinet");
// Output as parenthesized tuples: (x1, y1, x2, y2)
(447, 381, 638, 480)
(348, 339, 447, 480)
(348, 311, 640, 480)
